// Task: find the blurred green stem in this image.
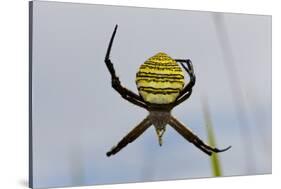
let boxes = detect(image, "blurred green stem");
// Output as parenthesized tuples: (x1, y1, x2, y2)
(202, 97, 222, 176)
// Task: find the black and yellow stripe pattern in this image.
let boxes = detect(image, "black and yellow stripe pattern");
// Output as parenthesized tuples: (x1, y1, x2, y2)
(136, 52, 185, 104)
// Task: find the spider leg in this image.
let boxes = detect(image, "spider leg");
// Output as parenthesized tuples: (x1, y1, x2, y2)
(175, 59, 196, 96)
(173, 89, 193, 106)
(168, 116, 231, 156)
(106, 117, 152, 157)
(171, 59, 196, 108)
(105, 25, 147, 109)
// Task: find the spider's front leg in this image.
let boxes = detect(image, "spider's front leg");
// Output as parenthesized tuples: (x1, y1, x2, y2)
(104, 25, 147, 109)
(169, 116, 231, 155)
(106, 59, 147, 109)
(173, 59, 196, 107)
(176, 59, 196, 95)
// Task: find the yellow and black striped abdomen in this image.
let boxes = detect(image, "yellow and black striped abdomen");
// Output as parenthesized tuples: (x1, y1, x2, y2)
(136, 52, 185, 104)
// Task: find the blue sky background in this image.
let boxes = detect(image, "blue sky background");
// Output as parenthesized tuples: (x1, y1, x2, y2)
(31, 1, 271, 188)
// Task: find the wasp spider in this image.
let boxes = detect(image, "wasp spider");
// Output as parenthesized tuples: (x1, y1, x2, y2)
(104, 25, 231, 157)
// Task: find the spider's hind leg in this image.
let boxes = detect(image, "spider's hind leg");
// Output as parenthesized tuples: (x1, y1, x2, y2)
(168, 116, 231, 156)
(106, 117, 152, 157)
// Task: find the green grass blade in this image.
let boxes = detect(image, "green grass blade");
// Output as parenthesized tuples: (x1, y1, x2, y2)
(202, 98, 222, 177)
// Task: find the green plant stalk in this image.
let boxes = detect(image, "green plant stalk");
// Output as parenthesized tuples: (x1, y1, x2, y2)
(202, 99, 222, 177)
(206, 121, 222, 176)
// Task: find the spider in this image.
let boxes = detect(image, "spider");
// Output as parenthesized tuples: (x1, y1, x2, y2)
(104, 25, 231, 157)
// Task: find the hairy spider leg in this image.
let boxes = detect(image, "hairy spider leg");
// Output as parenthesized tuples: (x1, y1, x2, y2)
(106, 117, 152, 157)
(104, 24, 148, 109)
(169, 116, 231, 156)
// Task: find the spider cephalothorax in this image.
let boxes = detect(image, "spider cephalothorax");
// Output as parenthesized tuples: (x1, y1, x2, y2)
(104, 25, 231, 157)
